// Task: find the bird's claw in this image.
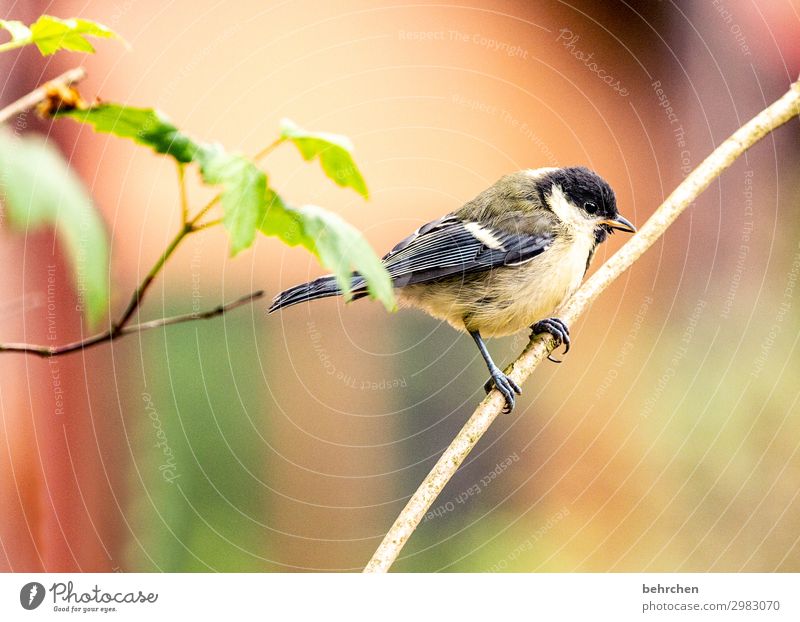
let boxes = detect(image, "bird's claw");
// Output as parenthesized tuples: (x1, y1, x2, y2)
(484, 368, 521, 413)
(531, 317, 570, 363)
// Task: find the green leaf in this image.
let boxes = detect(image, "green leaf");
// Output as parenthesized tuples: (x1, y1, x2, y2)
(260, 204, 395, 310)
(59, 105, 200, 163)
(196, 148, 268, 255)
(280, 118, 369, 199)
(0, 130, 109, 326)
(256, 188, 304, 244)
(59, 103, 269, 255)
(56, 102, 391, 303)
(0, 15, 121, 55)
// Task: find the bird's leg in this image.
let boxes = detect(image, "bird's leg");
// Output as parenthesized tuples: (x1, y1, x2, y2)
(531, 317, 571, 363)
(470, 329, 521, 412)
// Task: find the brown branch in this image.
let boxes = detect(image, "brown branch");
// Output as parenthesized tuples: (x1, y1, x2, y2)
(363, 78, 800, 573)
(0, 291, 264, 357)
(112, 224, 192, 335)
(0, 67, 87, 124)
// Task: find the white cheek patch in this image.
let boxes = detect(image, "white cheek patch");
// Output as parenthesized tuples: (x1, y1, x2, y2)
(464, 222, 506, 250)
(548, 184, 595, 233)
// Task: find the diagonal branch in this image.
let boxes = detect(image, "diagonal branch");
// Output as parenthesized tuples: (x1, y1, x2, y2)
(363, 78, 800, 573)
(0, 290, 264, 357)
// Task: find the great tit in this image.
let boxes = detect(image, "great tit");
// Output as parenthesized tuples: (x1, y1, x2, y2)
(269, 166, 635, 411)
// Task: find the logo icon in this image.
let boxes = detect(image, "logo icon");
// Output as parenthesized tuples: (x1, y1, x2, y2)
(20, 582, 45, 610)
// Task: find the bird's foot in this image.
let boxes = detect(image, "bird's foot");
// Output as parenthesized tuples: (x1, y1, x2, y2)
(531, 317, 570, 363)
(483, 367, 521, 413)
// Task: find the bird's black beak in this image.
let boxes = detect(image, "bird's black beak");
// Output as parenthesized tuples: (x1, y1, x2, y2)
(601, 214, 636, 233)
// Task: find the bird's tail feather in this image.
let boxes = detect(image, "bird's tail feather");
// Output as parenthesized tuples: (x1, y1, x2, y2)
(268, 274, 367, 313)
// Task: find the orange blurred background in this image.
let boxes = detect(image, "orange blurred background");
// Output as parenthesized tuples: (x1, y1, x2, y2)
(1, 0, 799, 571)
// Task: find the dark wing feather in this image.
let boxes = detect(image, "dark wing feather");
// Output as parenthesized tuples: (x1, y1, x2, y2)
(375, 216, 554, 288)
(270, 215, 554, 310)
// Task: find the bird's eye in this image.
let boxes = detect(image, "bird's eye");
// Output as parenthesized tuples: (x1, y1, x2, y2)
(584, 201, 598, 214)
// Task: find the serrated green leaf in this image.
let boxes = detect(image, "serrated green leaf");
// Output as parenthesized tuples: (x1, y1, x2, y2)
(59, 103, 271, 255)
(256, 189, 304, 244)
(56, 102, 390, 298)
(59, 103, 268, 255)
(196, 148, 268, 255)
(0, 15, 121, 55)
(59, 105, 200, 163)
(0, 130, 109, 326)
(260, 203, 394, 310)
(280, 118, 369, 199)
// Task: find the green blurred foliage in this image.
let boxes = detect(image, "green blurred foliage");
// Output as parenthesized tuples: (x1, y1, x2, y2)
(0, 130, 109, 326)
(0, 15, 121, 55)
(124, 313, 272, 571)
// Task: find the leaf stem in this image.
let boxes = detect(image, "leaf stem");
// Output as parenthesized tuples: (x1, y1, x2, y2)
(177, 162, 189, 225)
(0, 40, 27, 54)
(184, 134, 285, 232)
(188, 194, 221, 228)
(363, 77, 800, 573)
(112, 223, 192, 335)
(253, 136, 286, 163)
(192, 218, 222, 232)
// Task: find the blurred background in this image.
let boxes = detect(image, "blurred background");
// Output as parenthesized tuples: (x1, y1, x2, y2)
(0, 0, 799, 572)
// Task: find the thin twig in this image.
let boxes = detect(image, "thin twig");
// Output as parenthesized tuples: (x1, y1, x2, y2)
(253, 136, 285, 162)
(112, 224, 192, 334)
(0, 291, 264, 357)
(188, 194, 221, 228)
(0, 66, 87, 124)
(363, 78, 800, 573)
(121, 290, 264, 332)
(192, 217, 222, 232)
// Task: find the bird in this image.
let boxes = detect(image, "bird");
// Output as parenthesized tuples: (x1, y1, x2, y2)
(269, 166, 635, 411)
